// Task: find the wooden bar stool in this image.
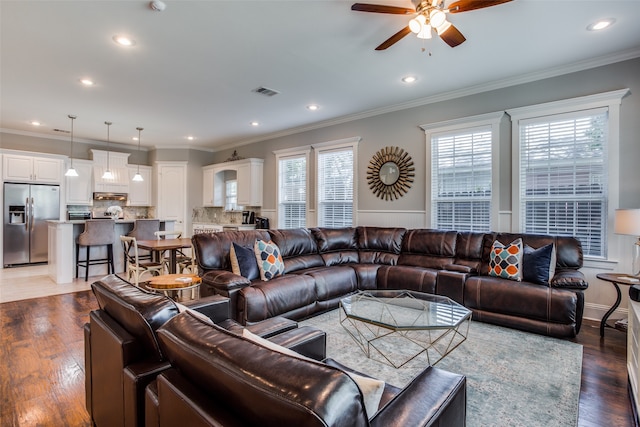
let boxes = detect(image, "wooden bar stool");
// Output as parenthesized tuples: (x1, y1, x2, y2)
(126, 219, 160, 263)
(76, 219, 115, 281)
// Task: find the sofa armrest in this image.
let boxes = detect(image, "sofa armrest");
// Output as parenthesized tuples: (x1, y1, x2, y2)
(124, 361, 172, 427)
(201, 269, 251, 293)
(370, 366, 466, 427)
(444, 264, 475, 274)
(182, 294, 230, 323)
(550, 269, 588, 290)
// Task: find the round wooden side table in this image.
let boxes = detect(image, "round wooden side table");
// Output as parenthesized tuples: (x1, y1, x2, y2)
(596, 273, 639, 337)
(146, 273, 202, 301)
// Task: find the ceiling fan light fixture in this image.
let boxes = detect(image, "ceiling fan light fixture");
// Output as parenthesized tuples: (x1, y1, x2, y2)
(409, 14, 426, 33)
(435, 19, 451, 35)
(417, 24, 432, 39)
(429, 9, 446, 28)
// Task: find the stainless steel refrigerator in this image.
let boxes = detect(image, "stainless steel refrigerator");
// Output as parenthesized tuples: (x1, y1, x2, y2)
(3, 183, 60, 266)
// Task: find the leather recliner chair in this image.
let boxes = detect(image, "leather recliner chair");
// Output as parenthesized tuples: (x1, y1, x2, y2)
(84, 274, 326, 427)
(147, 310, 467, 427)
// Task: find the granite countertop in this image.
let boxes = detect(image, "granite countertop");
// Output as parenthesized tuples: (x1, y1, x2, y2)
(48, 218, 176, 225)
(193, 222, 256, 228)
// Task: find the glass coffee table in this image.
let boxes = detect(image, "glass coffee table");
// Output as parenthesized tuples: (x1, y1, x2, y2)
(339, 290, 471, 368)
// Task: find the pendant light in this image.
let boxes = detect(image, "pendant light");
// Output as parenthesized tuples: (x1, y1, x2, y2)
(132, 127, 144, 182)
(102, 121, 114, 179)
(64, 114, 79, 177)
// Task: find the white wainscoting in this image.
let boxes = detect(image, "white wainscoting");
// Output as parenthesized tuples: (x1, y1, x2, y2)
(356, 210, 426, 229)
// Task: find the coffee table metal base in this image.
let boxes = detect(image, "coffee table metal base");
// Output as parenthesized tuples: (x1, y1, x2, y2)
(339, 291, 471, 368)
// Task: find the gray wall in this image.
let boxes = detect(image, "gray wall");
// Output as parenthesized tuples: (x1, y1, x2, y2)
(213, 57, 640, 213)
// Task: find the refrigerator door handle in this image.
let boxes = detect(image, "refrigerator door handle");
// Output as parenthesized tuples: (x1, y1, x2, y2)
(30, 197, 35, 232)
(26, 197, 30, 231)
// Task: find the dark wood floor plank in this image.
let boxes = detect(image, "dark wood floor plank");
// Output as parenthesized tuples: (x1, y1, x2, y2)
(0, 289, 636, 426)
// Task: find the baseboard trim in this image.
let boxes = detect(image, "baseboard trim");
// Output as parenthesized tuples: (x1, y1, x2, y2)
(583, 301, 628, 323)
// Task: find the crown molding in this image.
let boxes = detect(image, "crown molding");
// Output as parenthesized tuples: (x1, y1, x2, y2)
(218, 47, 640, 150)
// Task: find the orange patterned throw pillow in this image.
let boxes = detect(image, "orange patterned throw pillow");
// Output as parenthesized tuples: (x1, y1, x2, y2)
(254, 239, 285, 281)
(488, 238, 523, 281)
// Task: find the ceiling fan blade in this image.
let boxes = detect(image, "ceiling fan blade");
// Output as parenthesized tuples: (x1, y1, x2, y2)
(439, 23, 466, 47)
(375, 26, 412, 50)
(351, 3, 415, 14)
(448, 0, 512, 13)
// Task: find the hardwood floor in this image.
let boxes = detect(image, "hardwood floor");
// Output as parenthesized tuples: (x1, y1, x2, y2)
(0, 284, 637, 426)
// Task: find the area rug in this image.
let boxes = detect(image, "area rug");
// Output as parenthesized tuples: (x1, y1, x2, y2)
(300, 309, 582, 427)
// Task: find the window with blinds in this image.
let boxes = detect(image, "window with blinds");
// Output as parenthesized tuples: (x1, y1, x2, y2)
(318, 147, 354, 227)
(278, 155, 307, 229)
(224, 179, 239, 211)
(225, 180, 238, 211)
(519, 108, 608, 257)
(431, 126, 492, 231)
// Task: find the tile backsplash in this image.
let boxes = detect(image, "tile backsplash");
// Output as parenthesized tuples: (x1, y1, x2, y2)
(192, 207, 260, 224)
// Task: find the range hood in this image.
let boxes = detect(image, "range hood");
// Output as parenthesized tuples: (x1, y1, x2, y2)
(91, 149, 131, 194)
(93, 192, 127, 201)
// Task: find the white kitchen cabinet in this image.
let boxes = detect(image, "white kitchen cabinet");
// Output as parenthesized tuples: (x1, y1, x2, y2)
(204, 158, 263, 208)
(3, 154, 63, 184)
(155, 161, 188, 234)
(128, 165, 152, 206)
(237, 159, 263, 206)
(202, 166, 215, 206)
(91, 150, 130, 194)
(65, 159, 93, 204)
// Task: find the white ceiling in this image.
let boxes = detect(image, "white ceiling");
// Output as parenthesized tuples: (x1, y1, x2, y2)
(2, 0, 640, 151)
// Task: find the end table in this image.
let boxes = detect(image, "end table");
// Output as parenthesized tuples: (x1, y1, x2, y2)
(596, 273, 639, 337)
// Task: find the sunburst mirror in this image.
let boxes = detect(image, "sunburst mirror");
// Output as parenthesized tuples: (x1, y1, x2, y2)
(366, 146, 415, 200)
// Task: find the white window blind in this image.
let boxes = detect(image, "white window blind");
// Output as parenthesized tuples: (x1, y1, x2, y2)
(431, 126, 492, 231)
(225, 180, 237, 211)
(519, 108, 608, 257)
(318, 147, 353, 227)
(278, 155, 307, 229)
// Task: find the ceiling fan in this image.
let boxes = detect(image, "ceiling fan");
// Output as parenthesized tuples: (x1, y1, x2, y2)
(352, 0, 512, 50)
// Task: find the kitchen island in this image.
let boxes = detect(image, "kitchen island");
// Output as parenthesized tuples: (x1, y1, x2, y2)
(47, 219, 175, 284)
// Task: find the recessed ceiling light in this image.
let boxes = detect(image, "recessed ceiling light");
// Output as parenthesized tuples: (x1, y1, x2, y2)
(306, 104, 319, 111)
(113, 35, 136, 46)
(587, 18, 616, 31)
(402, 76, 417, 83)
(186, 136, 195, 140)
(30, 120, 41, 126)
(132, 137, 139, 141)
(250, 121, 260, 126)
(80, 78, 94, 86)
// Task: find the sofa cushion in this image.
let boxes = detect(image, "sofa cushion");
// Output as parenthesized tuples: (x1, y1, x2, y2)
(254, 240, 285, 281)
(230, 243, 260, 280)
(242, 328, 384, 419)
(193, 230, 271, 271)
(268, 228, 325, 273)
(238, 274, 318, 324)
(523, 243, 556, 285)
(356, 226, 406, 265)
(488, 238, 523, 281)
(91, 274, 178, 362)
(377, 265, 438, 294)
(398, 229, 457, 269)
(157, 311, 370, 426)
(312, 227, 360, 266)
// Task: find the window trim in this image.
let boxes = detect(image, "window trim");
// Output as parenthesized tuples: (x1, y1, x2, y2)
(274, 146, 311, 229)
(313, 137, 360, 227)
(421, 111, 504, 230)
(507, 88, 629, 260)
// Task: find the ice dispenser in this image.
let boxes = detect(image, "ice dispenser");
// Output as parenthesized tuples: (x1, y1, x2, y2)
(9, 205, 25, 224)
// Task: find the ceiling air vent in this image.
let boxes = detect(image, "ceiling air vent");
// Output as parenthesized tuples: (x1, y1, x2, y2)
(252, 86, 280, 97)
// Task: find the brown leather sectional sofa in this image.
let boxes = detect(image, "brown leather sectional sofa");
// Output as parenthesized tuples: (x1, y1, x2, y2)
(85, 274, 467, 427)
(193, 227, 588, 338)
